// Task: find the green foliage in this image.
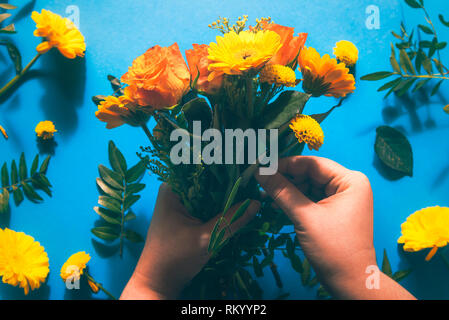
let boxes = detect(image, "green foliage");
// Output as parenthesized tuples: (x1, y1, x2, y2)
(92, 141, 146, 257)
(375, 126, 414, 177)
(0, 153, 52, 214)
(0, 3, 16, 34)
(362, 0, 449, 98)
(382, 249, 413, 282)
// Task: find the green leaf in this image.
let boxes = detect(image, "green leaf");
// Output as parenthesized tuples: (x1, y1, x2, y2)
(125, 160, 147, 183)
(91, 226, 120, 241)
(377, 78, 402, 92)
(94, 206, 121, 225)
(96, 178, 121, 200)
(31, 177, 52, 197)
(375, 126, 413, 177)
(361, 71, 395, 81)
(382, 249, 393, 277)
(290, 253, 303, 274)
(21, 182, 43, 202)
(0, 189, 9, 214)
(404, 0, 422, 8)
(124, 210, 137, 222)
(262, 91, 310, 129)
(124, 229, 144, 243)
(0, 4, 17, 9)
(412, 79, 430, 92)
(99, 165, 123, 190)
(108, 141, 127, 175)
(125, 183, 145, 196)
(223, 177, 242, 215)
(208, 217, 224, 252)
(439, 14, 449, 27)
(230, 199, 251, 225)
(0, 24, 15, 34)
(12, 188, 24, 206)
(5, 41, 22, 74)
(1, 163, 9, 188)
(399, 49, 416, 74)
(30, 155, 39, 176)
(98, 195, 122, 213)
(10, 160, 18, 185)
(431, 80, 443, 96)
(19, 153, 27, 181)
(39, 156, 51, 174)
(124, 194, 140, 211)
(418, 24, 433, 35)
(390, 44, 402, 74)
(301, 258, 311, 285)
(0, 13, 11, 23)
(182, 97, 213, 130)
(392, 269, 413, 282)
(252, 256, 264, 277)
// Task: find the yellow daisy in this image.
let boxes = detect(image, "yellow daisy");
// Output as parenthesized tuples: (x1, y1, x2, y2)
(259, 64, 297, 87)
(398, 206, 449, 261)
(207, 30, 282, 81)
(60, 251, 91, 281)
(298, 46, 355, 98)
(0, 228, 50, 295)
(32, 9, 86, 59)
(35, 121, 57, 140)
(289, 114, 324, 151)
(333, 40, 359, 67)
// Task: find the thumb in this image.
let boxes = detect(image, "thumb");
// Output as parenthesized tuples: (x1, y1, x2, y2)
(204, 200, 261, 238)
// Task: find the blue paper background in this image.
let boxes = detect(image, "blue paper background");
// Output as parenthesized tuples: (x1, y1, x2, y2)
(1, 0, 449, 300)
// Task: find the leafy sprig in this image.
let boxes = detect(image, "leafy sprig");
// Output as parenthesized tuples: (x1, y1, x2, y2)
(362, 0, 449, 98)
(0, 153, 52, 214)
(91, 141, 147, 257)
(0, 3, 17, 34)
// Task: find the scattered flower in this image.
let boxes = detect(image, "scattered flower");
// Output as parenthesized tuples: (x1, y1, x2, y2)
(0, 125, 8, 139)
(88, 279, 99, 293)
(35, 120, 57, 140)
(333, 40, 359, 67)
(259, 64, 297, 87)
(60, 251, 90, 282)
(444, 104, 449, 114)
(185, 44, 224, 94)
(0, 228, 50, 295)
(207, 30, 282, 80)
(298, 46, 355, 98)
(121, 43, 190, 109)
(398, 206, 449, 261)
(259, 21, 307, 66)
(289, 114, 324, 151)
(32, 9, 86, 59)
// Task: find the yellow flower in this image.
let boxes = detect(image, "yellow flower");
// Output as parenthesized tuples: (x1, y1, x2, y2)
(398, 206, 449, 261)
(0, 228, 50, 295)
(259, 64, 297, 87)
(60, 251, 90, 281)
(32, 9, 86, 59)
(298, 46, 355, 98)
(88, 279, 100, 293)
(289, 114, 324, 151)
(207, 30, 282, 81)
(333, 40, 359, 67)
(35, 121, 57, 140)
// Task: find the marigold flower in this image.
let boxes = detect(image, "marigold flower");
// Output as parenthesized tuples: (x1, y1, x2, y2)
(35, 121, 57, 140)
(95, 93, 134, 129)
(259, 64, 297, 87)
(289, 114, 324, 151)
(121, 43, 190, 109)
(259, 21, 307, 66)
(32, 9, 86, 59)
(60, 251, 90, 282)
(185, 44, 223, 94)
(298, 46, 355, 98)
(88, 279, 100, 293)
(333, 40, 358, 67)
(398, 206, 449, 261)
(207, 30, 282, 80)
(0, 228, 50, 295)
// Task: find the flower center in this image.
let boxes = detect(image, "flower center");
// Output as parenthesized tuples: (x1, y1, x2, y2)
(236, 49, 256, 61)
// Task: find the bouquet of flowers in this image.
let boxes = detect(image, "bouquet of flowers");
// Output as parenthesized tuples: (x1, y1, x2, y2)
(93, 16, 357, 299)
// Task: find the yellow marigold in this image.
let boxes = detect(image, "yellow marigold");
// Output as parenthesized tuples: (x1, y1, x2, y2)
(60, 251, 90, 281)
(289, 114, 324, 151)
(32, 9, 86, 59)
(333, 40, 359, 67)
(398, 206, 449, 261)
(0, 228, 50, 295)
(95, 93, 133, 129)
(298, 46, 355, 98)
(259, 64, 297, 87)
(88, 279, 100, 293)
(207, 30, 282, 81)
(35, 121, 57, 140)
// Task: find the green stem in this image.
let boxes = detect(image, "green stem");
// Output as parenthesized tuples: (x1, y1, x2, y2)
(246, 77, 254, 118)
(0, 53, 41, 99)
(421, 6, 443, 65)
(119, 183, 126, 257)
(141, 123, 153, 143)
(86, 273, 117, 300)
(235, 270, 251, 299)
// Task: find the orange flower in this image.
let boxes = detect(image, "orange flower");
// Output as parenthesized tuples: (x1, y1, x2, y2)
(185, 44, 223, 94)
(260, 22, 307, 66)
(95, 90, 135, 129)
(121, 43, 190, 109)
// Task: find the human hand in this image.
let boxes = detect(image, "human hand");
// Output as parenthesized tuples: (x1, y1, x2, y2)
(256, 156, 414, 299)
(120, 183, 260, 300)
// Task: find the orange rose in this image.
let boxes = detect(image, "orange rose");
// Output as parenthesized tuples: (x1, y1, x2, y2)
(121, 43, 190, 109)
(185, 44, 223, 94)
(261, 22, 307, 66)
